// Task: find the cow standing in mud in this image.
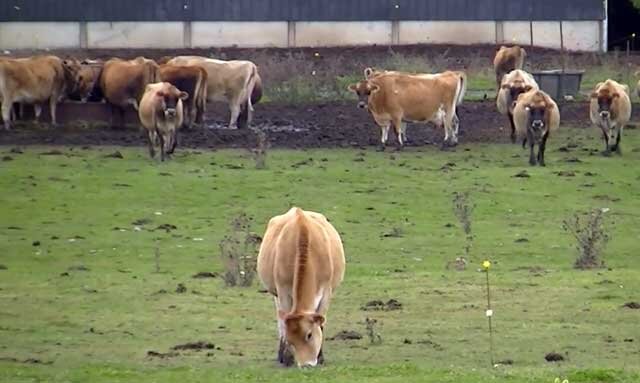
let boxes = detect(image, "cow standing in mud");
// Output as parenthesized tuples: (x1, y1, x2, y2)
(497, 69, 539, 143)
(257, 207, 345, 367)
(138, 82, 188, 161)
(590, 79, 631, 155)
(513, 89, 560, 166)
(348, 70, 466, 149)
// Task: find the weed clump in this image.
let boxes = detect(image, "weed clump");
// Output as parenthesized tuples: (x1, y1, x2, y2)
(563, 208, 611, 269)
(220, 213, 260, 287)
(452, 192, 474, 259)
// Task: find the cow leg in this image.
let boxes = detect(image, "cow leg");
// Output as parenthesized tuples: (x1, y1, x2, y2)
(1, 98, 12, 130)
(34, 104, 43, 122)
(274, 295, 294, 366)
(48, 97, 58, 126)
(453, 112, 460, 139)
(146, 131, 156, 158)
(378, 124, 390, 151)
(393, 119, 404, 150)
(228, 102, 241, 129)
(612, 129, 622, 155)
(538, 132, 549, 167)
(527, 131, 536, 166)
(168, 130, 178, 155)
(508, 112, 516, 143)
(600, 127, 611, 156)
(157, 129, 166, 162)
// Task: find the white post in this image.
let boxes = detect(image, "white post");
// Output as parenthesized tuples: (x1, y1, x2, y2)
(602, 0, 608, 52)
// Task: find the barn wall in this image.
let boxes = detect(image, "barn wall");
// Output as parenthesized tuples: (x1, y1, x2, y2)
(0, 20, 605, 52)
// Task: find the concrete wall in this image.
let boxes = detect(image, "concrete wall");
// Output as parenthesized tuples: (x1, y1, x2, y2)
(0, 20, 605, 52)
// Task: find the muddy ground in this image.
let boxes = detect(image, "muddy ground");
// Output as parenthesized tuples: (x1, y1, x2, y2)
(0, 100, 621, 149)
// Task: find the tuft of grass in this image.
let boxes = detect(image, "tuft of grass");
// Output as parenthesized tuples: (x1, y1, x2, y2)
(563, 208, 612, 269)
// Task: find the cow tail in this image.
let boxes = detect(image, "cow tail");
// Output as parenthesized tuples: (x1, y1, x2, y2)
(244, 64, 257, 113)
(198, 68, 207, 115)
(453, 72, 466, 109)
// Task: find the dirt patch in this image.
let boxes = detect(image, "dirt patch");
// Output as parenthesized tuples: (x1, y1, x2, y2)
(155, 223, 177, 233)
(0, 356, 53, 365)
(513, 170, 530, 178)
(175, 283, 187, 294)
(132, 218, 152, 226)
(192, 271, 218, 279)
(2, 156, 13, 161)
(67, 264, 90, 272)
(171, 341, 215, 351)
(103, 150, 124, 159)
(545, 352, 565, 362)
(622, 302, 640, 309)
(329, 330, 363, 341)
(0, 100, 599, 149)
(146, 350, 178, 359)
(361, 299, 402, 311)
(556, 170, 576, 177)
(0, 264, 7, 270)
(414, 339, 444, 351)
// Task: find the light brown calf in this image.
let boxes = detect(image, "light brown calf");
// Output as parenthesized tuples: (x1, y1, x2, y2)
(348, 71, 466, 148)
(590, 79, 631, 155)
(496, 69, 539, 142)
(513, 89, 560, 166)
(493, 46, 526, 90)
(257, 207, 345, 368)
(138, 82, 188, 161)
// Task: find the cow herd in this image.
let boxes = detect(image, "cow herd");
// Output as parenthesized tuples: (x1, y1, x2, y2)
(0, 46, 635, 164)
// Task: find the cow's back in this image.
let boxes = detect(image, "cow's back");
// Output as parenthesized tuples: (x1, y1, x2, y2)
(0, 56, 64, 102)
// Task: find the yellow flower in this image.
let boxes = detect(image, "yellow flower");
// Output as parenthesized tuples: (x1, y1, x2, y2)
(482, 260, 491, 269)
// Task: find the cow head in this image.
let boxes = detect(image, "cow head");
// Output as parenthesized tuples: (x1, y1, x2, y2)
(591, 87, 620, 146)
(502, 82, 532, 105)
(61, 58, 84, 97)
(348, 81, 380, 109)
(524, 93, 552, 143)
(280, 311, 325, 368)
(74, 64, 102, 102)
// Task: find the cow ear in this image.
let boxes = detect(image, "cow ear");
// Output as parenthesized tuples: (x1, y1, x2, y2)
(369, 84, 380, 94)
(179, 91, 189, 100)
(523, 85, 533, 93)
(347, 84, 358, 92)
(364, 67, 374, 79)
(311, 314, 326, 327)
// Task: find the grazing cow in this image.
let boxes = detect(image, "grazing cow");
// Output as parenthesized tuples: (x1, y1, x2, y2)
(496, 69, 539, 143)
(348, 71, 466, 149)
(590, 79, 631, 155)
(100, 57, 160, 126)
(257, 207, 345, 368)
(513, 89, 560, 166)
(166, 56, 258, 129)
(159, 64, 208, 128)
(138, 82, 188, 161)
(0, 55, 82, 130)
(68, 60, 104, 102)
(493, 46, 526, 91)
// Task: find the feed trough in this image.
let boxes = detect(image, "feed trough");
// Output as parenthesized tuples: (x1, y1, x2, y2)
(531, 70, 585, 101)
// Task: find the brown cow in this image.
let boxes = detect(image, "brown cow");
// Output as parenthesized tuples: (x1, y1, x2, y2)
(496, 69, 539, 143)
(100, 57, 160, 126)
(590, 79, 632, 155)
(166, 56, 258, 129)
(138, 82, 188, 161)
(493, 46, 526, 91)
(257, 207, 345, 368)
(68, 59, 104, 102)
(0, 55, 82, 130)
(159, 64, 208, 128)
(513, 89, 560, 166)
(348, 71, 466, 149)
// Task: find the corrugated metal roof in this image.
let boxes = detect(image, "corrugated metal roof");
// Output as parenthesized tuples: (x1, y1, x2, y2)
(0, 0, 605, 22)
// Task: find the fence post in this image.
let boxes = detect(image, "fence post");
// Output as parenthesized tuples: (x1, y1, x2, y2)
(391, 20, 400, 45)
(183, 22, 192, 48)
(287, 21, 296, 48)
(79, 21, 88, 49)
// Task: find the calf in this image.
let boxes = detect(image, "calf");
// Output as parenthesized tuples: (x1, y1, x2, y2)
(513, 89, 560, 166)
(590, 79, 631, 155)
(348, 71, 466, 149)
(496, 69, 539, 143)
(167, 56, 258, 129)
(159, 64, 208, 128)
(100, 57, 160, 126)
(493, 46, 526, 91)
(138, 82, 188, 161)
(257, 207, 345, 368)
(0, 55, 82, 130)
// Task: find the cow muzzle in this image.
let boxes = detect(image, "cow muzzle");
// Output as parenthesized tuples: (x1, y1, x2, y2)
(531, 120, 544, 130)
(600, 111, 610, 119)
(298, 359, 318, 368)
(164, 108, 177, 118)
(357, 101, 367, 109)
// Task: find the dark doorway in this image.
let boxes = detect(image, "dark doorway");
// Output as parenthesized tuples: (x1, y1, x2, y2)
(609, 0, 640, 51)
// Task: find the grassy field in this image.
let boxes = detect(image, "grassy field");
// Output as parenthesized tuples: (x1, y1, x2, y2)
(1, 126, 639, 383)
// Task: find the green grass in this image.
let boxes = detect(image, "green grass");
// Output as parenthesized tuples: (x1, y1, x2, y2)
(1, 126, 639, 382)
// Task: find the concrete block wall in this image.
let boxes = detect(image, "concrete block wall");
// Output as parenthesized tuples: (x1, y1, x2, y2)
(0, 20, 605, 52)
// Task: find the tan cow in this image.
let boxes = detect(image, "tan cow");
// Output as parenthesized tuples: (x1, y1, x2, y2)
(590, 79, 631, 155)
(100, 57, 160, 126)
(493, 46, 526, 91)
(166, 56, 258, 129)
(138, 82, 188, 161)
(0, 55, 82, 130)
(159, 64, 208, 128)
(497, 69, 539, 143)
(513, 89, 560, 166)
(348, 71, 466, 148)
(68, 59, 104, 102)
(257, 207, 345, 368)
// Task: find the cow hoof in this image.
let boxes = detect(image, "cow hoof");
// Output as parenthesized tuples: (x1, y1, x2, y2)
(376, 145, 386, 152)
(601, 150, 612, 157)
(539, 161, 546, 167)
(529, 158, 537, 166)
